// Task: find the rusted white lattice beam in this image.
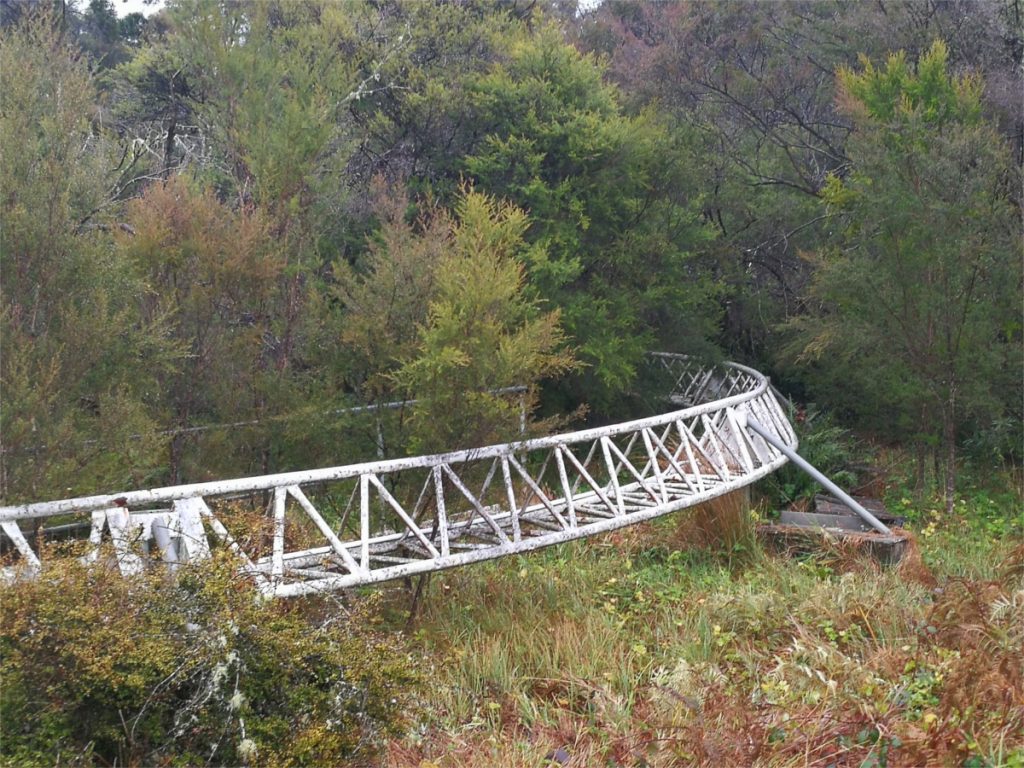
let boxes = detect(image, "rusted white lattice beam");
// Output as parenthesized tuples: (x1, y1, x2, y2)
(0, 356, 798, 595)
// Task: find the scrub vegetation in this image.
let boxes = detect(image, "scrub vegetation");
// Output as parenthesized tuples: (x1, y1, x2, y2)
(386, 466, 1023, 767)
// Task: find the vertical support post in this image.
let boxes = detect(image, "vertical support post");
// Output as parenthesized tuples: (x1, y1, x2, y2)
(554, 446, 577, 528)
(359, 475, 370, 570)
(81, 510, 106, 564)
(174, 498, 212, 562)
(272, 487, 286, 578)
(640, 428, 669, 503)
(431, 468, 451, 557)
(600, 437, 625, 516)
(151, 516, 179, 570)
(107, 507, 144, 575)
(499, 457, 522, 542)
(677, 421, 706, 493)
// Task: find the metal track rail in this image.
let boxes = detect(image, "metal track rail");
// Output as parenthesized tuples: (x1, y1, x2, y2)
(0, 355, 798, 597)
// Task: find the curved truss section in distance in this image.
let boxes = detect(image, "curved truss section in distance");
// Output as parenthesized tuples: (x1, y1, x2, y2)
(0, 355, 797, 597)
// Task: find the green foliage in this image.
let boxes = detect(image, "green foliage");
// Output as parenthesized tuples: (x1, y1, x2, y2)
(327, 185, 576, 455)
(324, 182, 449, 408)
(394, 189, 577, 452)
(114, 177, 292, 480)
(169, 0, 361, 220)
(838, 40, 982, 127)
(765, 412, 859, 509)
(887, 469, 1023, 576)
(341, 4, 722, 412)
(786, 41, 1022, 509)
(0, 14, 177, 502)
(460, 25, 719, 411)
(2, 0, 1016, 498)
(0, 550, 419, 767)
(579, 1, 1023, 379)
(339, 0, 523, 205)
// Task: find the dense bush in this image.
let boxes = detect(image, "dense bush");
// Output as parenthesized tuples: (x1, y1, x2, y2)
(0, 550, 419, 767)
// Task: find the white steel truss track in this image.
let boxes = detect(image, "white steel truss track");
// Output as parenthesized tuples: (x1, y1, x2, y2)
(0, 355, 800, 597)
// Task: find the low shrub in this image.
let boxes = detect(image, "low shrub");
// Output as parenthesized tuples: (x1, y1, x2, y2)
(0, 549, 420, 767)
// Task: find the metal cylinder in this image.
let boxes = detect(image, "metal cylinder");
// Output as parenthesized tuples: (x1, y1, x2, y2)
(740, 413, 893, 536)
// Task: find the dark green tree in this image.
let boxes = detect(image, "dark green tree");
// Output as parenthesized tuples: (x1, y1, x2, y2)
(787, 41, 1022, 510)
(337, 10, 722, 414)
(460, 25, 719, 414)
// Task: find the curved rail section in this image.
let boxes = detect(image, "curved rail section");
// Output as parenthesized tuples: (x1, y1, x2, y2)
(0, 355, 797, 597)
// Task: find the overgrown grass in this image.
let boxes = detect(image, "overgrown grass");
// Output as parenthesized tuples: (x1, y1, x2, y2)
(386, 478, 1024, 767)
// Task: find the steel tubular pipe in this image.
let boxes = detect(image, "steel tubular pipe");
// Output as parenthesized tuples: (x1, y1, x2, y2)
(739, 413, 892, 536)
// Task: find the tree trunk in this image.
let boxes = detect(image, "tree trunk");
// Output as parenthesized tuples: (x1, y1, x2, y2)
(943, 399, 957, 515)
(163, 116, 177, 178)
(0, 440, 7, 501)
(169, 432, 183, 485)
(914, 441, 926, 499)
